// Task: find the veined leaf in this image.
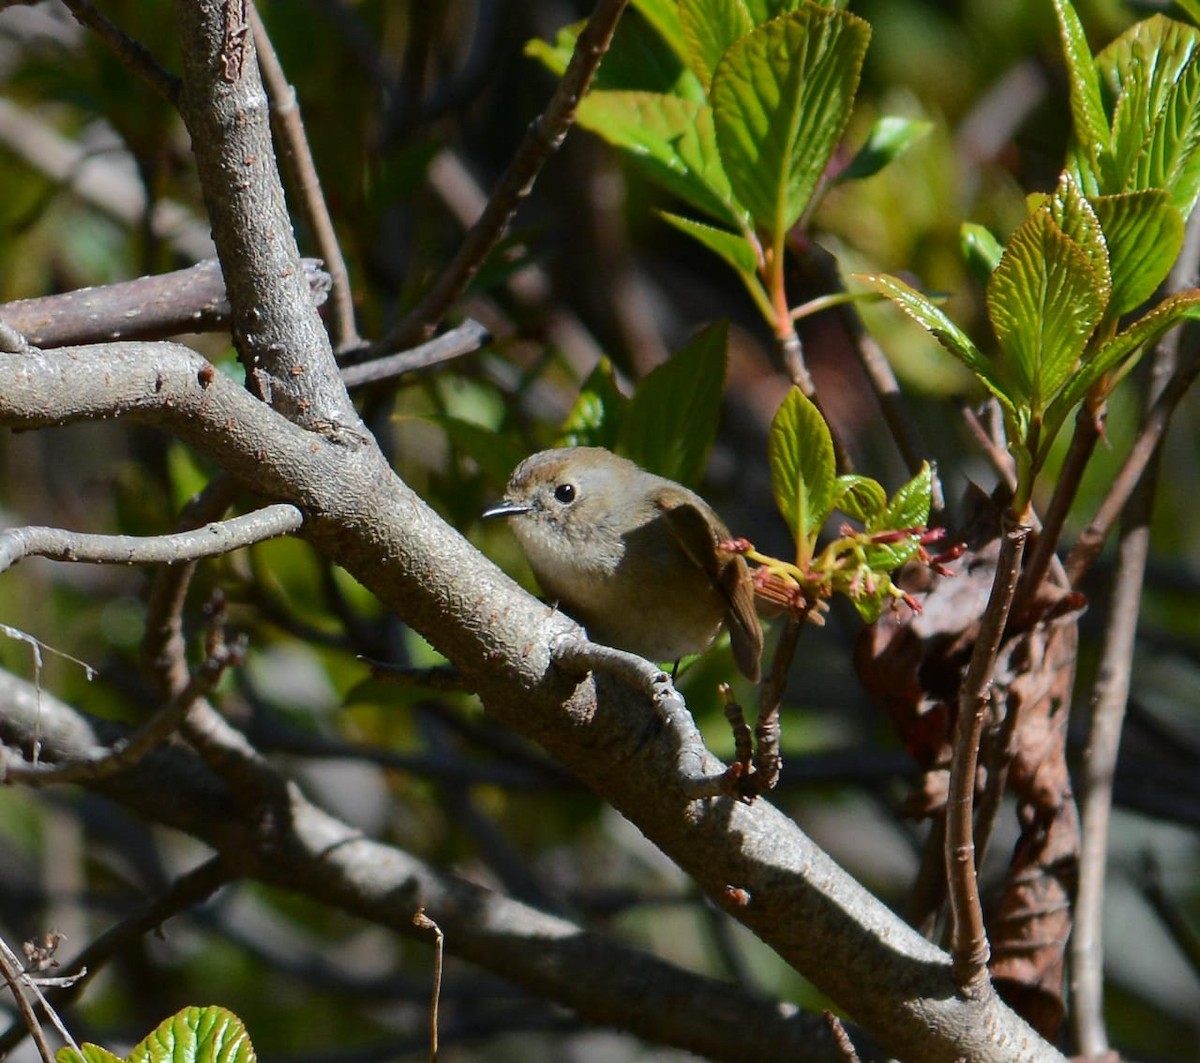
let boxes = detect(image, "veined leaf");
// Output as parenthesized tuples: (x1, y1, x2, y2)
(711, 5, 869, 239)
(579, 91, 745, 228)
(128, 1006, 255, 1063)
(833, 474, 887, 523)
(659, 212, 772, 317)
(1100, 15, 1200, 215)
(1091, 190, 1185, 316)
(58, 1049, 124, 1063)
(855, 272, 1015, 415)
(961, 222, 1005, 284)
(986, 207, 1106, 412)
(1054, 0, 1113, 187)
(1044, 288, 1200, 440)
(618, 322, 728, 487)
(1046, 172, 1111, 309)
(837, 115, 933, 182)
(876, 461, 934, 533)
(677, 0, 754, 90)
(768, 387, 836, 557)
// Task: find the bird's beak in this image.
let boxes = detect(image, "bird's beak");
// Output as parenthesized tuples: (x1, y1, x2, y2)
(482, 499, 532, 519)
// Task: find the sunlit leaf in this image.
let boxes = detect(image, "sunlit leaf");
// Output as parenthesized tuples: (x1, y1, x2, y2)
(579, 91, 745, 227)
(1054, 0, 1112, 187)
(659, 212, 772, 317)
(1091, 190, 1185, 316)
(127, 1006, 255, 1063)
(768, 387, 836, 555)
(986, 207, 1106, 412)
(711, 5, 869, 238)
(961, 222, 1005, 284)
(557, 358, 628, 451)
(832, 474, 887, 523)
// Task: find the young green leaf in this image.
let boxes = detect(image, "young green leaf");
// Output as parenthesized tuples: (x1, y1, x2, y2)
(711, 5, 869, 240)
(855, 272, 1016, 416)
(127, 1007, 255, 1063)
(837, 115, 933, 183)
(1091, 190, 1186, 317)
(579, 91, 745, 228)
(618, 322, 728, 486)
(832, 474, 887, 524)
(1100, 15, 1200, 215)
(677, 0, 755, 90)
(58, 1048, 125, 1063)
(876, 461, 934, 533)
(985, 206, 1107, 413)
(1046, 173, 1112, 308)
(1054, 0, 1112, 187)
(768, 387, 837, 558)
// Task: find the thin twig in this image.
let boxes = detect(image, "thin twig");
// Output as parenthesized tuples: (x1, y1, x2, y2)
(3, 633, 244, 785)
(59, 0, 180, 103)
(945, 514, 1030, 996)
(377, 0, 630, 352)
(0, 858, 232, 1058)
(412, 910, 444, 1062)
(250, 3, 361, 352)
(0, 935, 80, 1061)
(754, 614, 803, 793)
(0, 504, 303, 576)
(340, 319, 491, 389)
(1064, 346, 1200, 585)
(0, 940, 56, 1063)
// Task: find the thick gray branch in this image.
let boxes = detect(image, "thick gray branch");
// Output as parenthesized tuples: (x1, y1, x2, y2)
(173, 0, 356, 429)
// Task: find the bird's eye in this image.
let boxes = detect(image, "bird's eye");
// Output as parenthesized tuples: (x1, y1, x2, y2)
(554, 482, 576, 504)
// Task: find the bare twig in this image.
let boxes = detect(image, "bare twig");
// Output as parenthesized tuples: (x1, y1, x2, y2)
(0, 259, 330, 348)
(340, 319, 491, 389)
(959, 400, 1017, 491)
(0, 939, 56, 1063)
(946, 515, 1030, 996)
(0, 503, 303, 576)
(412, 910, 444, 1062)
(59, 0, 180, 103)
(2, 632, 244, 786)
(378, 0, 631, 352)
(250, 3, 360, 352)
(1136, 852, 1200, 982)
(365, 659, 473, 693)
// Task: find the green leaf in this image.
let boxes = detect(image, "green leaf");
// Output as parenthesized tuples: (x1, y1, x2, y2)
(1045, 172, 1111, 309)
(855, 272, 1015, 415)
(832, 474, 887, 523)
(985, 206, 1107, 413)
(127, 1007, 255, 1063)
(1176, 0, 1200, 25)
(578, 91, 745, 227)
(767, 387, 836, 555)
(1054, 0, 1112, 187)
(876, 461, 934, 533)
(658, 212, 772, 316)
(1044, 288, 1200, 439)
(1091, 190, 1186, 316)
(961, 222, 1005, 285)
(837, 115, 933, 182)
(558, 358, 627, 450)
(618, 322, 728, 486)
(677, 0, 754, 90)
(1100, 15, 1200, 215)
(58, 1048, 125, 1063)
(711, 5, 869, 239)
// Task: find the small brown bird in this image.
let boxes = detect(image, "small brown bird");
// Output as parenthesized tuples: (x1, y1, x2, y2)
(483, 447, 762, 682)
